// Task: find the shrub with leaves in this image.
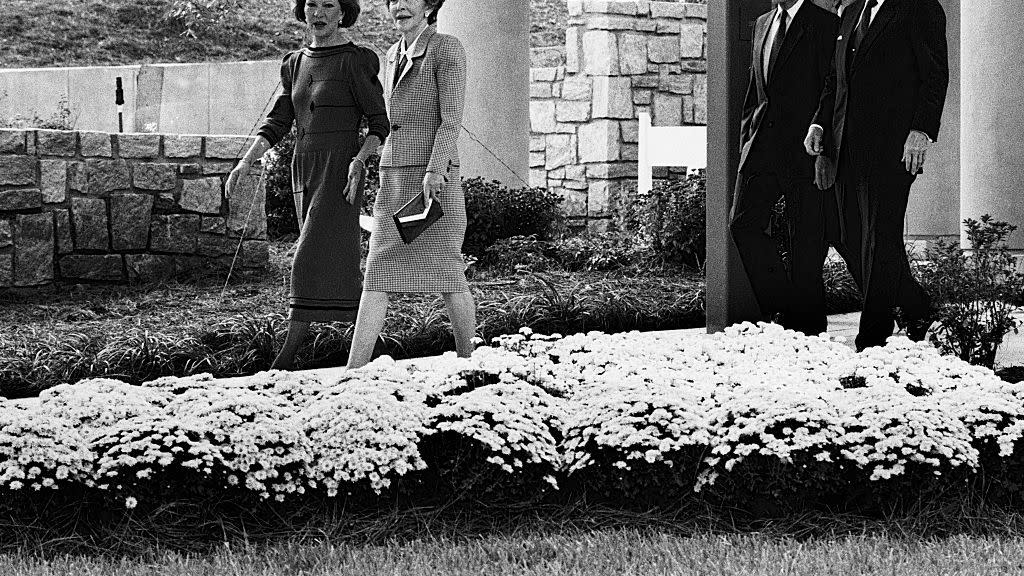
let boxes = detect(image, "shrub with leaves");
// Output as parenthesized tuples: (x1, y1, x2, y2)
(463, 178, 564, 256)
(915, 215, 1024, 367)
(613, 170, 706, 270)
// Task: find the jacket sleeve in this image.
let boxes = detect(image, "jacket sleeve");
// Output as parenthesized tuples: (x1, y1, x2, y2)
(351, 47, 390, 146)
(811, 37, 837, 156)
(255, 52, 297, 147)
(427, 35, 466, 181)
(909, 0, 948, 142)
(739, 53, 759, 148)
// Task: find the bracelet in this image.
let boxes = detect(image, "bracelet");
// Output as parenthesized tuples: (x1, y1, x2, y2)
(351, 158, 366, 167)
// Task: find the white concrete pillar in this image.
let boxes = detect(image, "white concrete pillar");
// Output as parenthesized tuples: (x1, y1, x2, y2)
(961, 0, 1024, 248)
(437, 0, 531, 188)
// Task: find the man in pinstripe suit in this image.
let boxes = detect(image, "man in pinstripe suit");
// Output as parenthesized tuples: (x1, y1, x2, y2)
(805, 0, 948, 351)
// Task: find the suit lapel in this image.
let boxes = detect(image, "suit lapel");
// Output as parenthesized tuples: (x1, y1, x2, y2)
(752, 12, 770, 99)
(770, 7, 807, 87)
(853, 0, 900, 70)
(393, 25, 437, 95)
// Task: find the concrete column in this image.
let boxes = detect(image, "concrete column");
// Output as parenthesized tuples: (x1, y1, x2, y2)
(961, 0, 1024, 249)
(706, 0, 767, 332)
(437, 0, 531, 188)
(906, 0, 959, 241)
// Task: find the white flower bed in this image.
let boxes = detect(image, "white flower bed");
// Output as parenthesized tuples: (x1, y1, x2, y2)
(1, 323, 1022, 507)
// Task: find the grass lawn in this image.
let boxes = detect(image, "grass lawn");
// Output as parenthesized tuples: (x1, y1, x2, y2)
(0, 0, 567, 69)
(3, 530, 1024, 575)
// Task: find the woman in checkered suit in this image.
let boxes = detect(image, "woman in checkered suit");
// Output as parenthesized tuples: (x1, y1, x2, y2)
(346, 0, 476, 369)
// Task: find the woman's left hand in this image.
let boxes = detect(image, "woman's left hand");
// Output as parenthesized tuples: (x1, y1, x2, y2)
(343, 159, 366, 205)
(423, 171, 445, 202)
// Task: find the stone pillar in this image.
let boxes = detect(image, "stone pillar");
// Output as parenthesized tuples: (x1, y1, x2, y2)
(437, 0, 531, 188)
(961, 0, 1024, 249)
(705, 0, 767, 332)
(906, 0, 959, 243)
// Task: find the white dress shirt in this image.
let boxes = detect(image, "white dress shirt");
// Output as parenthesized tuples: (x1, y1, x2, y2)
(854, 0, 885, 25)
(762, 0, 805, 82)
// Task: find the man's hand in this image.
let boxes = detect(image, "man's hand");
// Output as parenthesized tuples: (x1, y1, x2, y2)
(804, 125, 825, 156)
(902, 130, 930, 175)
(342, 159, 366, 205)
(814, 155, 835, 191)
(423, 171, 445, 202)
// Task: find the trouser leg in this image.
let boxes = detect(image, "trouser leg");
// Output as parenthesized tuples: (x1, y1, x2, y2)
(729, 171, 790, 320)
(781, 176, 830, 335)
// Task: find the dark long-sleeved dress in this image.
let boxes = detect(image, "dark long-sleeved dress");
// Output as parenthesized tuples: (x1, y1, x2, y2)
(256, 43, 389, 322)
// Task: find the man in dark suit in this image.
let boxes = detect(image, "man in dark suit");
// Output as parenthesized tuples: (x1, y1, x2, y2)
(730, 0, 840, 336)
(805, 0, 948, 350)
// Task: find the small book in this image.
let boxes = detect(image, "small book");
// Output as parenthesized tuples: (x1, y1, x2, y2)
(392, 192, 443, 244)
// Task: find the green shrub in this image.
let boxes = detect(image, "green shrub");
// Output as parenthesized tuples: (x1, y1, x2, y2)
(462, 178, 564, 256)
(915, 215, 1024, 368)
(478, 235, 561, 274)
(263, 130, 298, 239)
(613, 171, 706, 270)
(480, 233, 655, 274)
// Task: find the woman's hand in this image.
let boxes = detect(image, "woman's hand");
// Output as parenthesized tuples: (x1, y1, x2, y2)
(343, 158, 366, 205)
(423, 171, 445, 202)
(225, 159, 251, 199)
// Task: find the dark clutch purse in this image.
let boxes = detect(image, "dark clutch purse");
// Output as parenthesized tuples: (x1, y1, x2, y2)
(392, 192, 443, 244)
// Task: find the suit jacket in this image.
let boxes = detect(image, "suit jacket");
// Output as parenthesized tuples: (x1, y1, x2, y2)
(813, 0, 948, 174)
(739, 2, 839, 177)
(379, 25, 466, 180)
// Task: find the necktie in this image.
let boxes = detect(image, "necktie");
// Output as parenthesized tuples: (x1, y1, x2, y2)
(765, 9, 788, 85)
(393, 53, 408, 89)
(849, 0, 878, 64)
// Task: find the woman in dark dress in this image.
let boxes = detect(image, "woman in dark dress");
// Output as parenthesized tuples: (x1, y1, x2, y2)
(226, 0, 389, 369)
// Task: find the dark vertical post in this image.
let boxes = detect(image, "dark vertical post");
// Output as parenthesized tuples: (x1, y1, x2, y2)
(706, 0, 769, 332)
(115, 77, 125, 133)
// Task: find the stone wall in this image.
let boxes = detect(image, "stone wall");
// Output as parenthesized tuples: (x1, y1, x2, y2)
(529, 0, 708, 232)
(0, 128, 267, 288)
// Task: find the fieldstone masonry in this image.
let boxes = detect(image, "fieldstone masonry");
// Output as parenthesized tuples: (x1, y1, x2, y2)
(0, 128, 267, 288)
(530, 0, 707, 232)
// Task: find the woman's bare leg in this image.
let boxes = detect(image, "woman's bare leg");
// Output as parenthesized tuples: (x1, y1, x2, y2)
(271, 320, 310, 370)
(346, 291, 390, 369)
(443, 291, 477, 358)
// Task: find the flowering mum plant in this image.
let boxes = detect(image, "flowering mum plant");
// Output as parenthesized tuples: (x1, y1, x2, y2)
(0, 401, 92, 493)
(417, 348, 566, 493)
(297, 358, 432, 497)
(2, 321, 1023, 513)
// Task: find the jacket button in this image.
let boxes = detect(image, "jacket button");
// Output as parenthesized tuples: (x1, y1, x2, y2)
(767, 121, 775, 128)
(391, 124, 400, 130)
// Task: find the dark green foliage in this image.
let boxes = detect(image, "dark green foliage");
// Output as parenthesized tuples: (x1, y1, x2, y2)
(479, 234, 652, 274)
(263, 130, 298, 239)
(914, 215, 1024, 368)
(613, 170, 706, 271)
(462, 178, 564, 256)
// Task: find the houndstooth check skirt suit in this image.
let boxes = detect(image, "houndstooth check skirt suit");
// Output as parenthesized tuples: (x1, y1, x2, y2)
(364, 26, 470, 294)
